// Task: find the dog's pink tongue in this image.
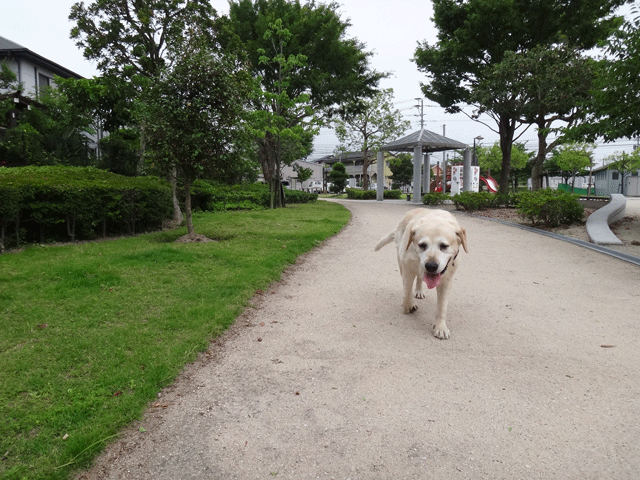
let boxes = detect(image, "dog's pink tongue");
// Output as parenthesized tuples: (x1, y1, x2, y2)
(423, 273, 442, 290)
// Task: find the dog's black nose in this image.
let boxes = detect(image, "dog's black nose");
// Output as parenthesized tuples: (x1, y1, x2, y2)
(425, 260, 439, 273)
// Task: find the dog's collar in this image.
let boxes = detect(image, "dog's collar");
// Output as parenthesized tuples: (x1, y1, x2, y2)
(441, 250, 459, 276)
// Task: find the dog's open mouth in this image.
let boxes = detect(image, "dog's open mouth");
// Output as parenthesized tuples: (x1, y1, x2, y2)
(423, 273, 442, 290)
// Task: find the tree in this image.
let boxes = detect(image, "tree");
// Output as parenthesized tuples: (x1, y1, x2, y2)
(0, 61, 20, 91)
(476, 142, 531, 191)
(0, 83, 95, 167)
(226, 0, 384, 188)
(69, 0, 226, 221)
(292, 163, 313, 189)
(567, 16, 640, 142)
(333, 89, 410, 190)
(414, 0, 626, 193)
(251, 18, 320, 208)
(553, 143, 594, 192)
(69, 0, 216, 79)
(472, 44, 594, 191)
(141, 27, 252, 237)
(327, 162, 348, 193)
(388, 153, 413, 191)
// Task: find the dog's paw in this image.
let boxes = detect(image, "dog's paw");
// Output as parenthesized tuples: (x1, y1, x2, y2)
(404, 304, 419, 314)
(415, 290, 426, 299)
(432, 324, 450, 340)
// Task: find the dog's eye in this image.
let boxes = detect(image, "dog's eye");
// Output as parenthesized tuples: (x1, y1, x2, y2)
(440, 243, 449, 251)
(418, 242, 428, 250)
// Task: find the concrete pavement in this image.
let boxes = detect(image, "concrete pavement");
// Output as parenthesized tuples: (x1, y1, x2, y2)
(79, 199, 640, 480)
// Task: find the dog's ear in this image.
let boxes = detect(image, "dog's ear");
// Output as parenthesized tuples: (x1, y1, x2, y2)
(457, 227, 468, 253)
(405, 228, 415, 251)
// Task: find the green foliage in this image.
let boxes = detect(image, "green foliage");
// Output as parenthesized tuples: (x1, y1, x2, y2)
(0, 60, 20, 91)
(383, 189, 402, 199)
(190, 180, 316, 212)
(516, 189, 585, 227)
(98, 129, 140, 177)
(567, 20, 640, 142)
(70, 0, 216, 78)
(422, 192, 450, 205)
(0, 166, 172, 249)
(388, 153, 413, 189)
(452, 191, 495, 212)
(0, 201, 349, 479)
(328, 162, 349, 193)
(346, 188, 376, 200)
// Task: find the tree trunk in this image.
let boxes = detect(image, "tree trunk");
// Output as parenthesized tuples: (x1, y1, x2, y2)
(531, 128, 548, 191)
(498, 115, 515, 194)
(184, 178, 194, 235)
(167, 167, 183, 224)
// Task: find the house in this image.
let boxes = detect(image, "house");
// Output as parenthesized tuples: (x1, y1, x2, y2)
(592, 164, 640, 197)
(0, 36, 83, 98)
(280, 159, 325, 192)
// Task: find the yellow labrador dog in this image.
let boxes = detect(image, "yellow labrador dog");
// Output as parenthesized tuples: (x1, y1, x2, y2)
(375, 208, 468, 339)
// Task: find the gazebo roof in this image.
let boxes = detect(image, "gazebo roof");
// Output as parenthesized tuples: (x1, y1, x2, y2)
(380, 128, 468, 153)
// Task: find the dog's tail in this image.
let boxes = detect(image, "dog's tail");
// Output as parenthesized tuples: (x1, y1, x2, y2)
(374, 231, 395, 251)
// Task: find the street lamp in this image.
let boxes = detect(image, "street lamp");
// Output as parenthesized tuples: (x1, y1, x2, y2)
(473, 135, 483, 167)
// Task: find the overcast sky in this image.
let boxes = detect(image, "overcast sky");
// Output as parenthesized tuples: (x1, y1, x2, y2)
(2, 1, 636, 164)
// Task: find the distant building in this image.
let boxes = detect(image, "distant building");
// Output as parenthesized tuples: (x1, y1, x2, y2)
(0, 35, 83, 98)
(592, 165, 640, 197)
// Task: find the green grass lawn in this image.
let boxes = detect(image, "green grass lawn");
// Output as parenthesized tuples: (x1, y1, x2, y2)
(0, 201, 350, 480)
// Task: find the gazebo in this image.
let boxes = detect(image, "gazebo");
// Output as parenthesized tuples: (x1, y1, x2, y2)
(376, 128, 469, 202)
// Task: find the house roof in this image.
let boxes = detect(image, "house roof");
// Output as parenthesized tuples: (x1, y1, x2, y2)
(0, 35, 83, 80)
(380, 128, 468, 153)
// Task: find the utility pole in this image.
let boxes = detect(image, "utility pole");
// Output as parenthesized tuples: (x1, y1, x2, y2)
(415, 98, 424, 129)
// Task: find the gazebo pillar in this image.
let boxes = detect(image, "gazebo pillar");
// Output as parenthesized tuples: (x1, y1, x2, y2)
(463, 149, 472, 192)
(376, 151, 384, 201)
(423, 154, 431, 194)
(413, 145, 422, 203)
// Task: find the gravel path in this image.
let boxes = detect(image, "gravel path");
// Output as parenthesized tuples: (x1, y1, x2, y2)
(78, 199, 640, 480)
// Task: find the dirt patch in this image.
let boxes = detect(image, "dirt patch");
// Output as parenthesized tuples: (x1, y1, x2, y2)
(174, 233, 216, 244)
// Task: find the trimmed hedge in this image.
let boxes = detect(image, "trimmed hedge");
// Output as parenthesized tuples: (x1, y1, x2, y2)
(190, 180, 318, 211)
(345, 188, 402, 200)
(516, 189, 584, 227)
(0, 166, 172, 249)
(452, 191, 495, 211)
(422, 192, 450, 206)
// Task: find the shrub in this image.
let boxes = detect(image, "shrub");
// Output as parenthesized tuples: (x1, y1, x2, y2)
(516, 189, 584, 227)
(491, 192, 517, 208)
(384, 189, 402, 199)
(422, 192, 449, 205)
(0, 166, 172, 247)
(190, 180, 316, 211)
(452, 191, 494, 211)
(346, 188, 377, 200)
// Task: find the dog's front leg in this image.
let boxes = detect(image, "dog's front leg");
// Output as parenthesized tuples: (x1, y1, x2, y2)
(433, 280, 453, 339)
(402, 271, 418, 313)
(414, 275, 425, 299)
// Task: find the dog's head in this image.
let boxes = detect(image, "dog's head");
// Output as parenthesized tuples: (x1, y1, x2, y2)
(406, 215, 468, 290)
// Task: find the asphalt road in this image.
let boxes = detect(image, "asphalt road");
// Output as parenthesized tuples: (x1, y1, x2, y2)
(78, 199, 640, 480)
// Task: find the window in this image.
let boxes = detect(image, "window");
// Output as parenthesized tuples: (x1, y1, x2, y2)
(37, 73, 51, 97)
(612, 171, 619, 180)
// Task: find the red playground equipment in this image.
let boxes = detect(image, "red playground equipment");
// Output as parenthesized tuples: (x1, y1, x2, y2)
(479, 175, 499, 193)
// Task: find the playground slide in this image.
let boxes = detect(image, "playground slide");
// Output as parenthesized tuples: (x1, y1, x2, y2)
(480, 176, 498, 193)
